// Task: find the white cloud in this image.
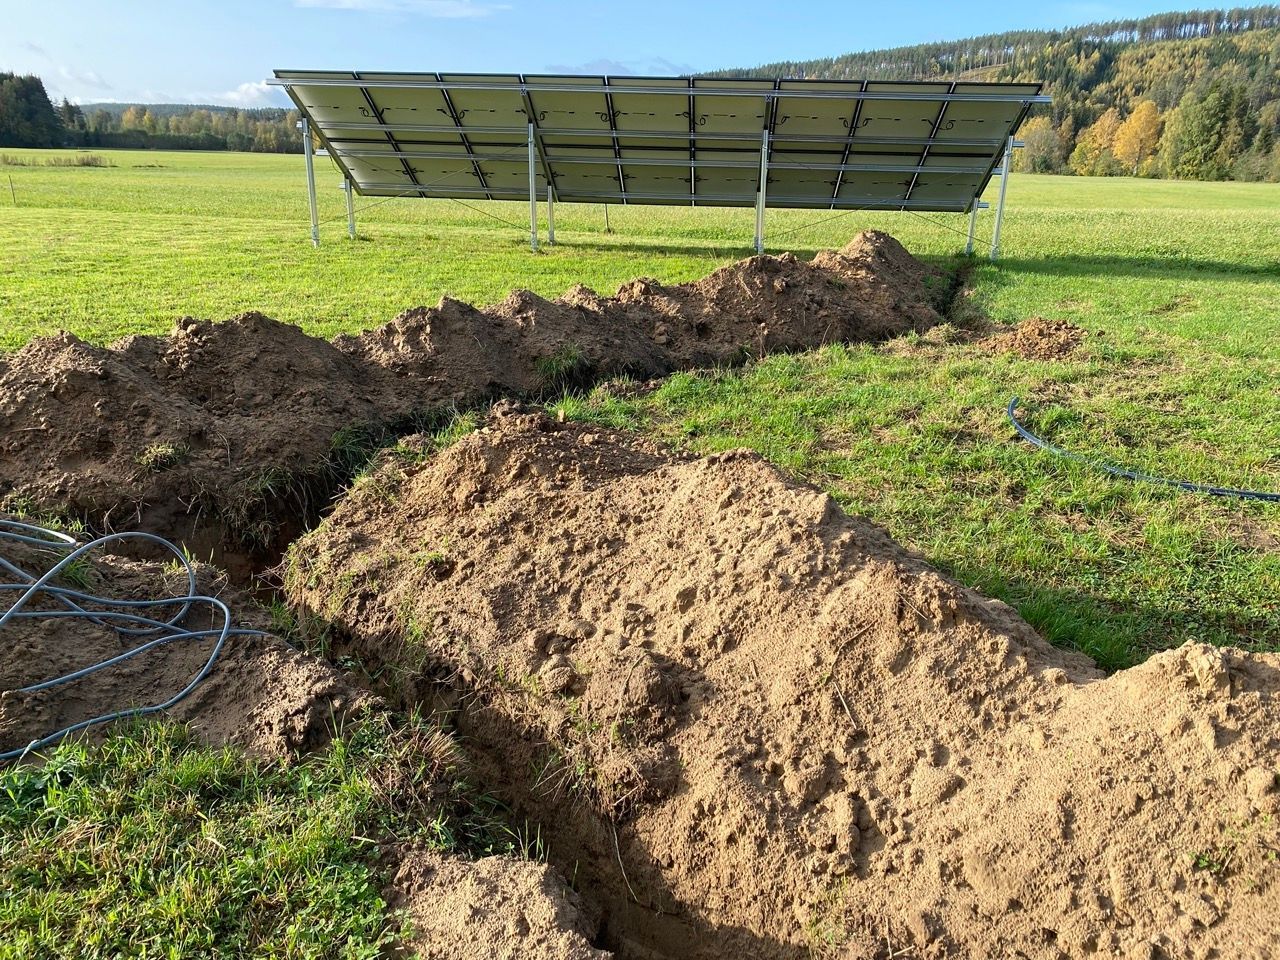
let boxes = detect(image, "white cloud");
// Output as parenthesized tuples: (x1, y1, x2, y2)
(213, 80, 287, 107)
(294, 0, 506, 16)
(20, 41, 49, 58)
(57, 65, 112, 90)
(545, 57, 697, 77)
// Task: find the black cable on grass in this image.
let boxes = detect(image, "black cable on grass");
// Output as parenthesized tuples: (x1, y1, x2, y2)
(1008, 397, 1280, 502)
(0, 519, 269, 762)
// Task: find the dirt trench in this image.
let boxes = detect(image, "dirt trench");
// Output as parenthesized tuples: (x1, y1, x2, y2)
(0, 518, 614, 960)
(0, 231, 946, 575)
(0, 531, 369, 759)
(285, 406, 1280, 960)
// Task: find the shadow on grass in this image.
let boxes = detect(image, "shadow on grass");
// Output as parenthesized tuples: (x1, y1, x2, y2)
(996, 253, 1280, 283)
(950, 563, 1280, 672)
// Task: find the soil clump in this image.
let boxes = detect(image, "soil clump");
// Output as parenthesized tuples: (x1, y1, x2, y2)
(985, 316, 1087, 360)
(387, 846, 611, 960)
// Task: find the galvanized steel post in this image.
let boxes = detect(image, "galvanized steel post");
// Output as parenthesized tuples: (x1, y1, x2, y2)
(754, 126, 769, 255)
(302, 118, 319, 246)
(528, 122, 539, 251)
(344, 178, 356, 240)
(990, 136, 1013, 261)
(547, 183, 555, 245)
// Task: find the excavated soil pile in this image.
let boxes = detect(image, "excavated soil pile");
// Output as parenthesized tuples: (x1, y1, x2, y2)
(0, 231, 945, 562)
(287, 406, 1280, 960)
(0, 525, 368, 758)
(388, 845, 609, 960)
(986, 316, 1086, 360)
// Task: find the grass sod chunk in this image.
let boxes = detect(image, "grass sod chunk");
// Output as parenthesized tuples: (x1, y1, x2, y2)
(0, 720, 438, 959)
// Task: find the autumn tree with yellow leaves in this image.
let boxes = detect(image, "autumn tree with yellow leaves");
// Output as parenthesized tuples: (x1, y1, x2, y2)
(1113, 101, 1162, 175)
(1068, 108, 1124, 176)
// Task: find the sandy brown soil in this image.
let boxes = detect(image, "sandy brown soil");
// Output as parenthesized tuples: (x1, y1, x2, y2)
(985, 316, 1087, 360)
(388, 845, 610, 960)
(0, 232, 946, 566)
(0, 527, 369, 758)
(286, 405, 1280, 960)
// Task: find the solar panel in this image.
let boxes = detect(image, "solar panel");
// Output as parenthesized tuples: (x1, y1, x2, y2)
(271, 71, 1048, 253)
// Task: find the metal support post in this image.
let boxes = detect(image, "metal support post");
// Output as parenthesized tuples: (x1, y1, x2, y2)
(527, 122, 539, 251)
(344, 178, 356, 240)
(547, 183, 555, 245)
(302, 118, 319, 247)
(754, 126, 769, 255)
(603, 204, 611, 234)
(965, 202, 978, 256)
(990, 135, 1013, 261)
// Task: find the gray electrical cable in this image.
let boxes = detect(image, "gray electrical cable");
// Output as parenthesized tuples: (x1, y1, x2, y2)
(1008, 397, 1280, 502)
(0, 519, 268, 762)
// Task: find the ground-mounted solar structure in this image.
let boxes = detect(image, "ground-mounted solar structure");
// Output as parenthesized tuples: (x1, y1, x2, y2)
(268, 72, 1049, 258)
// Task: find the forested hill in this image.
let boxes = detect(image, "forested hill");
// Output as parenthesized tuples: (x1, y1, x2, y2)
(0, 76, 301, 153)
(79, 102, 269, 119)
(4, 7, 1278, 176)
(708, 6, 1280, 181)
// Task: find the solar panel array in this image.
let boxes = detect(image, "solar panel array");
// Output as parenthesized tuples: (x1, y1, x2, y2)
(271, 72, 1046, 214)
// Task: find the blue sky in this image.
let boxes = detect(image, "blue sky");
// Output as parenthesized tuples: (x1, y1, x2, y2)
(3, 0, 1188, 106)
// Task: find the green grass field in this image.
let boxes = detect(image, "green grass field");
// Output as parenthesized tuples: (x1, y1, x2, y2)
(1, 146, 1278, 955)
(2, 147, 1277, 353)
(0, 713, 531, 959)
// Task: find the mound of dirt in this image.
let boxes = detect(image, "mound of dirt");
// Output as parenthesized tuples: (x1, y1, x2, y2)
(286, 406, 1280, 960)
(986, 316, 1086, 360)
(0, 232, 945, 564)
(0, 525, 369, 758)
(388, 846, 610, 960)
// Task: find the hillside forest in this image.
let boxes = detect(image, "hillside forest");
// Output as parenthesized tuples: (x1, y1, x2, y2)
(714, 6, 1280, 182)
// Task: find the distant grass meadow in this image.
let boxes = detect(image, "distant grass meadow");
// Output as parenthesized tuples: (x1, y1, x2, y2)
(0, 147, 1277, 668)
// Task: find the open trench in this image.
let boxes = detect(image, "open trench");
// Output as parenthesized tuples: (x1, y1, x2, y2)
(0, 232, 951, 587)
(0, 234, 966, 956)
(262, 404, 950, 960)
(315, 621, 800, 960)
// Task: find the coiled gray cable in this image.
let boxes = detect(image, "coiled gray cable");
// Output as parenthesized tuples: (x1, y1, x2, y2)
(0, 519, 267, 762)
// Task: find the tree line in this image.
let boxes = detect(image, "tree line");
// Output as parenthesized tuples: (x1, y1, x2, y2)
(0, 73, 303, 152)
(1016, 78, 1278, 181)
(709, 5, 1280, 182)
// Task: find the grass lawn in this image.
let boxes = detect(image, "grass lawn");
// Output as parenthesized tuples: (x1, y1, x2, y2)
(0, 718, 406, 959)
(2, 147, 1275, 352)
(0, 714, 527, 959)
(0, 146, 1278, 952)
